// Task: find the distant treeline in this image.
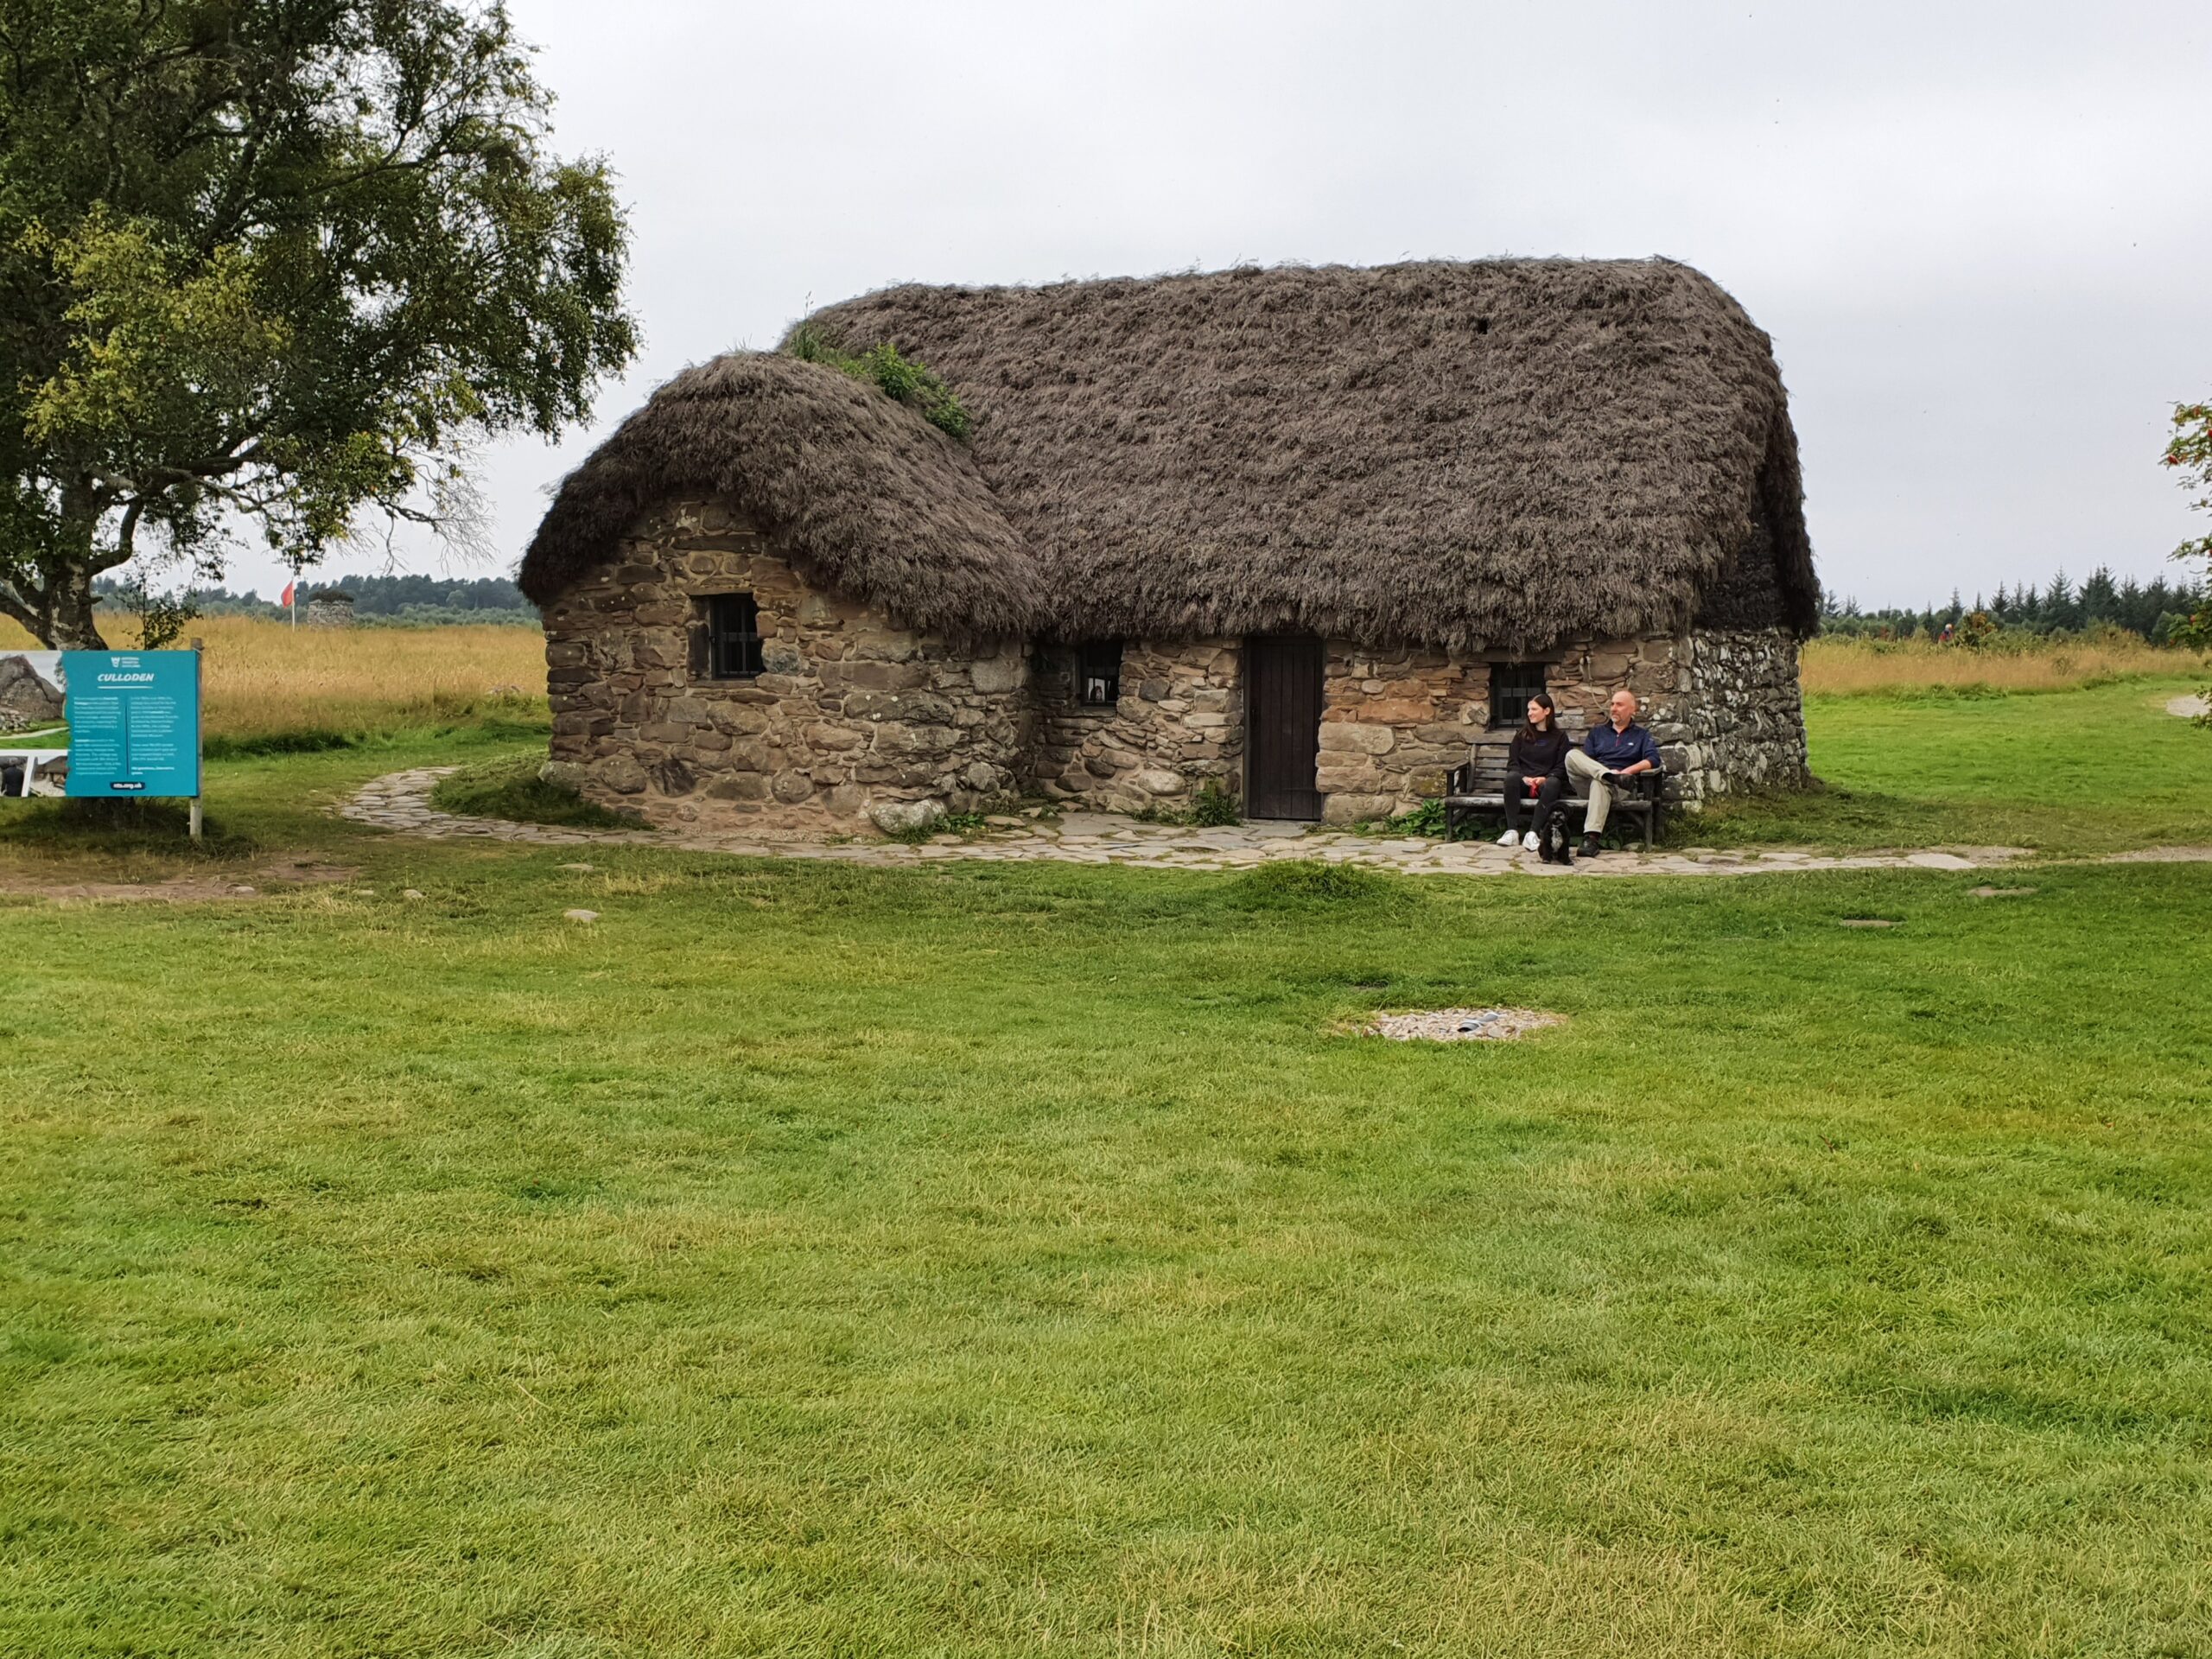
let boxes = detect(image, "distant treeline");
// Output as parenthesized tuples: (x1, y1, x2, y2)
(1821, 566, 2203, 644)
(94, 572, 537, 626)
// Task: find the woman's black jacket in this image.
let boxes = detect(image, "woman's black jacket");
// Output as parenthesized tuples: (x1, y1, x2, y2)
(1505, 726, 1569, 779)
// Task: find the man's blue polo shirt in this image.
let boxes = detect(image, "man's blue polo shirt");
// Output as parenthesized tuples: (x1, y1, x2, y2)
(1584, 721, 1660, 771)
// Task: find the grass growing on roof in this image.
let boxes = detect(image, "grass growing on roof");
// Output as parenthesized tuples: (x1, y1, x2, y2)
(786, 321, 973, 440)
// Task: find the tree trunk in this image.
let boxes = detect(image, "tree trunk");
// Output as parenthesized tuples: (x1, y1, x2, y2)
(3, 493, 112, 649)
(44, 563, 107, 650)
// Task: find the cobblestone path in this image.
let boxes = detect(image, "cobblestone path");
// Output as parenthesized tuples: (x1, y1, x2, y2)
(340, 768, 2044, 879)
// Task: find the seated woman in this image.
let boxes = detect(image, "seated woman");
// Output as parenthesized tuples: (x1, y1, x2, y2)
(1496, 691, 1569, 850)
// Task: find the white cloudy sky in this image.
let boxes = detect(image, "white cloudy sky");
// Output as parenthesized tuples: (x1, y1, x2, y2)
(237, 0, 2209, 608)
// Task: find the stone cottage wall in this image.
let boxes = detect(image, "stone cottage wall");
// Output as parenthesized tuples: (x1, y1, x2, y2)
(1313, 636, 1686, 823)
(1669, 626, 1809, 799)
(1029, 639, 1243, 813)
(539, 500, 1030, 835)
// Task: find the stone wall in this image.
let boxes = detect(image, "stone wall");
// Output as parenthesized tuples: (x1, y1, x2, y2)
(1029, 639, 1243, 813)
(1669, 626, 1809, 799)
(538, 498, 1809, 831)
(1314, 636, 1687, 823)
(540, 501, 1030, 835)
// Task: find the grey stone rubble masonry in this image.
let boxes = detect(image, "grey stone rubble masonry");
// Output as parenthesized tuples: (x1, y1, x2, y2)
(540, 499, 1822, 836)
(539, 500, 1030, 838)
(1314, 630, 1802, 823)
(1031, 639, 1243, 814)
(342, 768, 2055, 879)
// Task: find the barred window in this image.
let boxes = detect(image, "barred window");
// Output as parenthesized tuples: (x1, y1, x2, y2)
(1078, 639, 1122, 707)
(1489, 662, 1548, 728)
(707, 593, 764, 679)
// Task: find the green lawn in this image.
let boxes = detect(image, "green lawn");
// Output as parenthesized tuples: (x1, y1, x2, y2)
(1699, 677, 2211, 855)
(2, 684, 2209, 1656)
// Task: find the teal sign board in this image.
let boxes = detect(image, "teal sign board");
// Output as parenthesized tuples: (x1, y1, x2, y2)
(62, 651, 201, 798)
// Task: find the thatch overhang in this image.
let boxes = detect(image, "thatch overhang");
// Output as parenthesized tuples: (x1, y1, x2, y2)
(518, 353, 1043, 638)
(523, 258, 1817, 650)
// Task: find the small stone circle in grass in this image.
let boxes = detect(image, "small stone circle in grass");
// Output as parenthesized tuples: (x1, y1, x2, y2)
(1366, 1007, 1564, 1042)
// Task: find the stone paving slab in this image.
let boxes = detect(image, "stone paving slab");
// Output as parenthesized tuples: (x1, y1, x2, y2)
(336, 768, 2078, 880)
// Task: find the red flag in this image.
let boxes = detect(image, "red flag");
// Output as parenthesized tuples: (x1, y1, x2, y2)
(281, 580, 295, 606)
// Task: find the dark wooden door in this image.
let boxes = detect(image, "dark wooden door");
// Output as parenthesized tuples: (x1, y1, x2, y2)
(1245, 636, 1324, 819)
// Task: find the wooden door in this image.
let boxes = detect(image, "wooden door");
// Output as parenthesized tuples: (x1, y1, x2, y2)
(1245, 636, 1324, 819)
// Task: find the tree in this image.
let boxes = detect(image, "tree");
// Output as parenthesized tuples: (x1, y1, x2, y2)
(2164, 402, 2212, 709)
(2077, 565, 2120, 627)
(0, 0, 637, 647)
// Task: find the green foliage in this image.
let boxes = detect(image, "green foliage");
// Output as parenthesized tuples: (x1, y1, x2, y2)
(1128, 781, 1243, 828)
(1187, 779, 1242, 826)
(0, 0, 637, 648)
(2164, 411, 2212, 714)
(1821, 563, 2203, 643)
(786, 323, 973, 441)
(878, 808, 993, 844)
(104, 572, 200, 649)
(427, 751, 631, 829)
(2162, 402, 2212, 720)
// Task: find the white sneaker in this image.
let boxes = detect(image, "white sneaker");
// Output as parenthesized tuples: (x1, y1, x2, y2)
(1522, 831, 1540, 850)
(1496, 829, 1518, 846)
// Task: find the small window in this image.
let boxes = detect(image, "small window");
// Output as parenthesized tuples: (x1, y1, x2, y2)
(1078, 639, 1122, 707)
(708, 593, 764, 679)
(1489, 662, 1547, 728)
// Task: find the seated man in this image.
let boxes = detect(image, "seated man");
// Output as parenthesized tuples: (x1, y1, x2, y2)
(1564, 688, 1660, 857)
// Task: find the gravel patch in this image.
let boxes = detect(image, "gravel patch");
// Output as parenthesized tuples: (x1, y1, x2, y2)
(1365, 1007, 1564, 1042)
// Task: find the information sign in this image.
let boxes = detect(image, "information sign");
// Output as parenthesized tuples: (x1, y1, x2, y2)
(62, 650, 201, 798)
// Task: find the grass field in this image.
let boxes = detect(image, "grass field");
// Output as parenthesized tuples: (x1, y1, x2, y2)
(2, 643, 2210, 1655)
(1798, 633, 2197, 696)
(0, 613, 546, 743)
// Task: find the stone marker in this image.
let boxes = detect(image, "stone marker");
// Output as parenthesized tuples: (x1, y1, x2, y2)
(564, 908, 599, 923)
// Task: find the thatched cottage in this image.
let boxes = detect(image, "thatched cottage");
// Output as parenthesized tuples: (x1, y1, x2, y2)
(518, 259, 1816, 832)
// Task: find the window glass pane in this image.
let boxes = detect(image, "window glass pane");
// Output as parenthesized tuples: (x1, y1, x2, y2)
(1489, 662, 1547, 728)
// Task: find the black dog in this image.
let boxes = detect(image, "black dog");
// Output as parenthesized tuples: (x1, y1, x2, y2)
(1536, 806, 1575, 866)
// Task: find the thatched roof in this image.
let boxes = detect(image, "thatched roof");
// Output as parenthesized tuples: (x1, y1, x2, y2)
(523, 258, 1816, 646)
(518, 353, 1040, 635)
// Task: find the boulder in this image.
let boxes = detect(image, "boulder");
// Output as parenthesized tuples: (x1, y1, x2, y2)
(868, 798, 945, 835)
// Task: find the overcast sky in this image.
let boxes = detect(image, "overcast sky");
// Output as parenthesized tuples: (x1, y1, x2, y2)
(241, 0, 2210, 608)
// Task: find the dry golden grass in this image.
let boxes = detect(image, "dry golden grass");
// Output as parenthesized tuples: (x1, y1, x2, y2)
(0, 613, 545, 738)
(1800, 634, 2202, 696)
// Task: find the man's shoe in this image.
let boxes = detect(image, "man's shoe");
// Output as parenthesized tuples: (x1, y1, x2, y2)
(1580, 834, 1602, 859)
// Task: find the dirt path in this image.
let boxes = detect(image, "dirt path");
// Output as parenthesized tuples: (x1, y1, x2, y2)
(0, 856, 357, 905)
(338, 767, 2044, 880)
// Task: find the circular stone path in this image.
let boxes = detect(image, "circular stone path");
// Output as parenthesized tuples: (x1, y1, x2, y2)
(340, 767, 2043, 879)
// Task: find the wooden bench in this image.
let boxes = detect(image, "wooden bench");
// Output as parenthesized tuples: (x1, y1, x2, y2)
(1442, 742, 1665, 851)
